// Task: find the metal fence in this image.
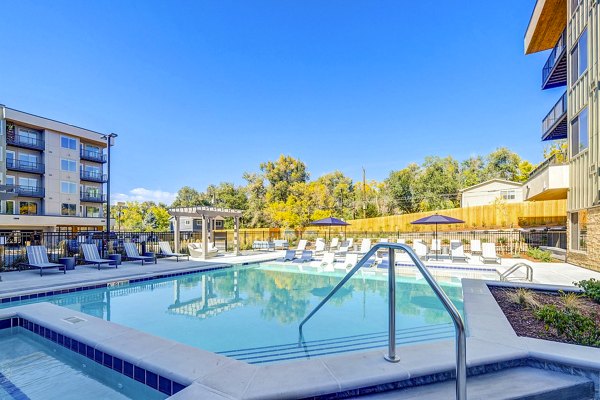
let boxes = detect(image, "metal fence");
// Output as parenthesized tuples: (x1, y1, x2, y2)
(0, 228, 567, 272)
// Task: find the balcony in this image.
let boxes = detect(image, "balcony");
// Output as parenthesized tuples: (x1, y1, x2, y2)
(524, 152, 568, 201)
(80, 192, 107, 203)
(7, 185, 45, 198)
(80, 149, 107, 163)
(542, 29, 567, 89)
(80, 170, 107, 183)
(541, 91, 567, 141)
(6, 159, 45, 174)
(6, 134, 44, 151)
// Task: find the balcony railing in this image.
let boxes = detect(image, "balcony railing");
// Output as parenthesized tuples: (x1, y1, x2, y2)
(542, 91, 567, 141)
(6, 134, 44, 150)
(542, 29, 567, 90)
(527, 151, 568, 180)
(7, 185, 45, 198)
(80, 149, 107, 163)
(80, 192, 107, 203)
(80, 170, 107, 183)
(6, 159, 45, 174)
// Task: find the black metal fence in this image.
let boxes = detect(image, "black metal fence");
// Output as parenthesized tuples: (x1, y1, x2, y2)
(0, 228, 567, 272)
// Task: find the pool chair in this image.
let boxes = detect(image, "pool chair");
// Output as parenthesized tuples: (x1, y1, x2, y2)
(124, 242, 157, 265)
(314, 239, 326, 255)
(188, 243, 219, 258)
(413, 241, 428, 260)
(339, 253, 359, 272)
(276, 250, 296, 262)
(293, 250, 313, 263)
(158, 241, 189, 262)
(450, 240, 468, 263)
(480, 242, 501, 264)
(397, 238, 406, 244)
(25, 246, 65, 276)
(358, 238, 371, 254)
(320, 252, 335, 272)
(81, 243, 118, 270)
(378, 238, 389, 243)
(295, 239, 308, 254)
(471, 239, 482, 255)
(329, 237, 340, 251)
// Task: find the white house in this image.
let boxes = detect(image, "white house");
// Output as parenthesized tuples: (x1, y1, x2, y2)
(460, 179, 524, 207)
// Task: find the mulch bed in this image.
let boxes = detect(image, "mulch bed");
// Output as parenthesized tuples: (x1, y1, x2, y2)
(490, 286, 600, 346)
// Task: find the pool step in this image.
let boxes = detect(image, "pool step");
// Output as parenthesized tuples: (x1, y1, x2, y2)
(348, 366, 594, 400)
(218, 323, 454, 364)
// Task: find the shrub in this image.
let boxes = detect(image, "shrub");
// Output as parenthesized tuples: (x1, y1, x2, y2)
(575, 279, 600, 303)
(507, 288, 540, 309)
(560, 291, 582, 311)
(526, 247, 553, 262)
(535, 305, 600, 346)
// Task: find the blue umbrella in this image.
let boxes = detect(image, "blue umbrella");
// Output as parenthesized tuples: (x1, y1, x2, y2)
(411, 214, 465, 260)
(310, 217, 350, 240)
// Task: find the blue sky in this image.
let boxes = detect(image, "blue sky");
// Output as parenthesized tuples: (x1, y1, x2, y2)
(0, 1, 559, 204)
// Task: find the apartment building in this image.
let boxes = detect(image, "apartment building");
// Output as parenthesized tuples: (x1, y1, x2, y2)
(0, 105, 113, 233)
(525, 0, 599, 269)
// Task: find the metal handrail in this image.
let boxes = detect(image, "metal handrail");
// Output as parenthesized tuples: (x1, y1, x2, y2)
(298, 243, 467, 400)
(499, 262, 533, 282)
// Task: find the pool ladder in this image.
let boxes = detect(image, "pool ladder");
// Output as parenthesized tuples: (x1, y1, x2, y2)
(298, 243, 467, 400)
(498, 262, 534, 282)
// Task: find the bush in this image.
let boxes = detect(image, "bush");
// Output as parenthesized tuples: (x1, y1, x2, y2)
(508, 288, 540, 309)
(526, 247, 553, 262)
(575, 279, 600, 304)
(535, 304, 600, 346)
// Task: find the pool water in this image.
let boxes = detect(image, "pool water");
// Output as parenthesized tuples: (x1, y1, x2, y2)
(5, 263, 463, 363)
(0, 328, 165, 400)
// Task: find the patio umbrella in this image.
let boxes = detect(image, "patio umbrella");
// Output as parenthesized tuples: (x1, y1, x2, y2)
(309, 217, 350, 241)
(410, 214, 464, 260)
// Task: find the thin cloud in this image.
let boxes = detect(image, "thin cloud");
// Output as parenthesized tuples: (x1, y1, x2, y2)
(113, 188, 176, 205)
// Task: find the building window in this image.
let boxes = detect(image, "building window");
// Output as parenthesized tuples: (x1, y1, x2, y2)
(500, 190, 515, 200)
(60, 181, 77, 194)
(5, 151, 14, 165)
(570, 29, 588, 84)
(86, 206, 100, 217)
(17, 127, 40, 146)
(18, 153, 38, 170)
(6, 176, 15, 186)
(61, 203, 77, 216)
(19, 201, 37, 215)
(61, 136, 77, 150)
(571, 107, 589, 156)
(19, 177, 37, 189)
(3, 201, 14, 215)
(570, 211, 587, 251)
(61, 159, 76, 172)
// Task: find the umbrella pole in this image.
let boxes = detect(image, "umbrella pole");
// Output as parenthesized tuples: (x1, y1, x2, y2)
(436, 223, 438, 261)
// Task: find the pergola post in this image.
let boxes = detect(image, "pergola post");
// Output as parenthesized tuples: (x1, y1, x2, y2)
(234, 216, 240, 256)
(173, 216, 180, 253)
(201, 214, 208, 261)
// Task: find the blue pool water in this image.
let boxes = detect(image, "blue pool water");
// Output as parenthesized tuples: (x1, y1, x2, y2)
(4, 263, 463, 363)
(0, 328, 165, 400)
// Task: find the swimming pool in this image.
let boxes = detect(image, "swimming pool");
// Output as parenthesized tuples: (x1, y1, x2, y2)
(3, 263, 464, 363)
(0, 328, 165, 400)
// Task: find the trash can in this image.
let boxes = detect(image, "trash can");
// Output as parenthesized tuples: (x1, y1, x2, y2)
(58, 257, 75, 271)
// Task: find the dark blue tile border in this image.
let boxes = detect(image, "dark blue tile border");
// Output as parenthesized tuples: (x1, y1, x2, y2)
(0, 264, 232, 306)
(0, 317, 186, 396)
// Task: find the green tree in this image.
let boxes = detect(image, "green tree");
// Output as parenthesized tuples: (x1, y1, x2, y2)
(243, 172, 270, 227)
(484, 147, 523, 182)
(385, 163, 420, 214)
(544, 140, 568, 163)
(414, 156, 460, 211)
(171, 186, 207, 207)
(260, 155, 309, 202)
(315, 171, 354, 219)
(459, 156, 486, 188)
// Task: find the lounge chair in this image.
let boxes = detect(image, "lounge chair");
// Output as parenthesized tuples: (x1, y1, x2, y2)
(295, 239, 308, 254)
(314, 239, 326, 255)
(158, 241, 189, 262)
(471, 240, 482, 255)
(292, 250, 312, 263)
(450, 240, 468, 263)
(320, 252, 335, 272)
(337, 240, 350, 254)
(329, 237, 340, 251)
(124, 242, 156, 265)
(378, 238, 389, 243)
(347, 238, 354, 249)
(188, 242, 219, 258)
(25, 246, 65, 276)
(276, 250, 296, 262)
(273, 239, 289, 250)
(81, 243, 118, 270)
(413, 241, 428, 260)
(397, 239, 406, 244)
(358, 238, 371, 254)
(252, 240, 274, 251)
(481, 243, 501, 264)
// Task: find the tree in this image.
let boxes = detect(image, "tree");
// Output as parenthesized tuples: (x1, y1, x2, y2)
(171, 186, 207, 207)
(484, 147, 523, 182)
(243, 172, 270, 227)
(544, 140, 568, 163)
(459, 156, 486, 188)
(414, 156, 460, 211)
(260, 155, 309, 202)
(315, 171, 354, 219)
(385, 163, 420, 214)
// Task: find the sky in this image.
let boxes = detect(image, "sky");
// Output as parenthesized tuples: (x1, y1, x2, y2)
(0, 0, 561, 204)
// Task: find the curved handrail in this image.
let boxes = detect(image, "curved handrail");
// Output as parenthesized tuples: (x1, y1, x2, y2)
(499, 262, 533, 282)
(298, 243, 467, 400)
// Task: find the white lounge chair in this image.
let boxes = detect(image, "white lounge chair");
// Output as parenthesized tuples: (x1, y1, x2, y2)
(430, 239, 442, 254)
(481, 242, 501, 264)
(81, 243, 118, 270)
(413, 241, 428, 260)
(397, 238, 406, 244)
(338, 253, 359, 272)
(314, 239, 326, 255)
(295, 239, 308, 253)
(471, 240, 482, 255)
(124, 242, 156, 265)
(188, 242, 219, 258)
(329, 237, 340, 251)
(378, 238, 389, 243)
(25, 246, 65, 276)
(320, 252, 335, 272)
(450, 240, 468, 263)
(159, 241, 189, 262)
(358, 239, 371, 253)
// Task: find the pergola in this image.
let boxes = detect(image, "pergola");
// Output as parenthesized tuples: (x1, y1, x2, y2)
(168, 206, 243, 259)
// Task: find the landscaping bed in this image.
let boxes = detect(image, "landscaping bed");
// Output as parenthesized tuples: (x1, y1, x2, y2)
(491, 283, 600, 347)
